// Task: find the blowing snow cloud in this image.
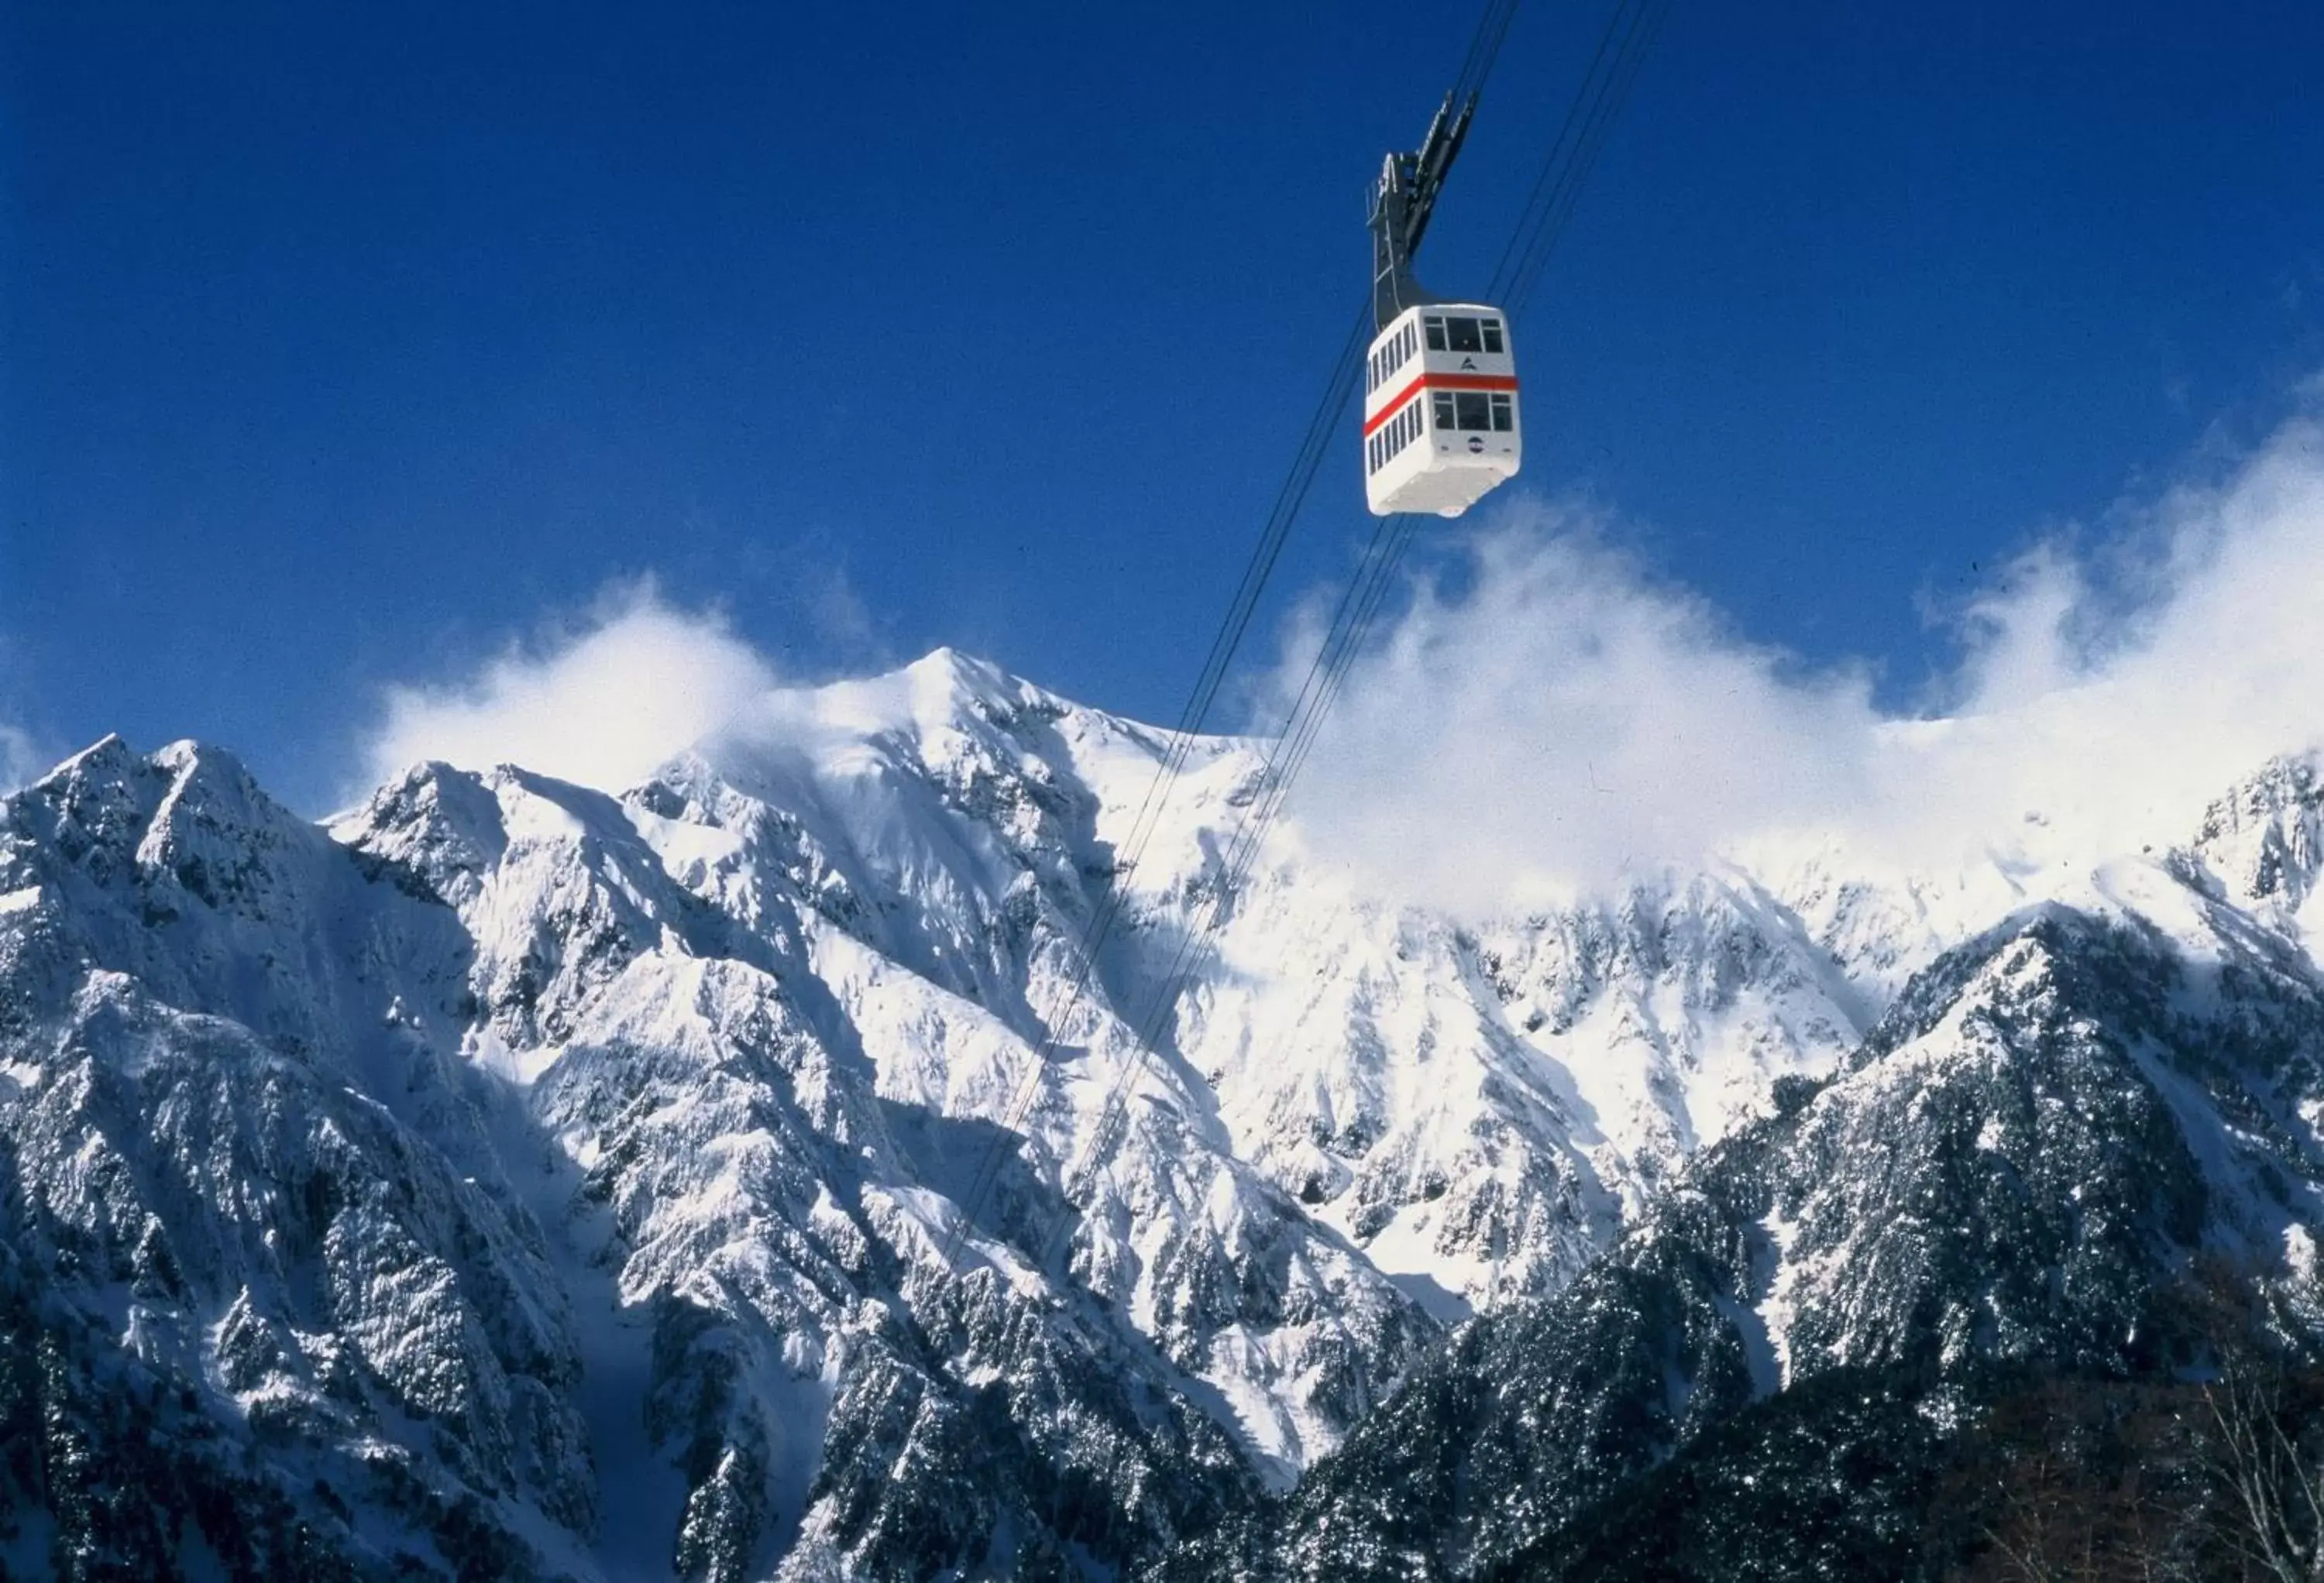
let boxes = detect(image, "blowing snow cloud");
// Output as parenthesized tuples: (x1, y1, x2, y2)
(356, 584, 778, 797)
(1284, 409, 2324, 912)
(348, 410, 2324, 918)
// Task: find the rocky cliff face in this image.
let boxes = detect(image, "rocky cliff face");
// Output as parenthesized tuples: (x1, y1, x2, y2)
(4, 651, 2319, 1580)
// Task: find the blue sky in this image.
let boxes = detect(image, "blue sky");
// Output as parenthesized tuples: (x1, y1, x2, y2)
(5, 0, 2322, 811)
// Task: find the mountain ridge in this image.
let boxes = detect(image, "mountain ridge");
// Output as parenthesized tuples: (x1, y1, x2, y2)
(4, 647, 2320, 1579)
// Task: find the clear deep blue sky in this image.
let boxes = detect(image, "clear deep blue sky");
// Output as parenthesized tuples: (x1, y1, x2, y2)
(5, 1, 2322, 809)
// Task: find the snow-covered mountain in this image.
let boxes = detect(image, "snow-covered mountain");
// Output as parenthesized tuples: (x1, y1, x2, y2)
(1171, 758, 2324, 1581)
(3, 648, 2320, 1580)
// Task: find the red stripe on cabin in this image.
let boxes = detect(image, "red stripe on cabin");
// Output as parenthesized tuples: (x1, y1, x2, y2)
(1363, 372, 1520, 436)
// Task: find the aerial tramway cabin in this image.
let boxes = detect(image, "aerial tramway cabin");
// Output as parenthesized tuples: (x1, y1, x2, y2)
(1361, 303, 1520, 517)
(1362, 91, 1521, 518)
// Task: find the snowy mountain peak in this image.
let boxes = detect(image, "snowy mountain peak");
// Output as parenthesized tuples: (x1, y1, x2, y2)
(744, 646, 1071, 764)
(334, 758, 513, 908)
(2191, 750, 2324, 915)
(900, 642, 1030, 709)
(8, 735, 340, 949)
(29, 733, 282, 838)
(32, 728, 137, 788)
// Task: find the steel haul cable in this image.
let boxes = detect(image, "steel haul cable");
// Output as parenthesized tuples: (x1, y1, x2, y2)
(1496, 0, 1669, 319)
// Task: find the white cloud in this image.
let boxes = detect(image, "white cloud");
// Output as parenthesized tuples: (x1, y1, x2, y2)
(355, 582, 779, 797)
(0, 722, 46, 795)
(0, 634, 53, 793)
(1280, 410, 2324, 912)
(344, 408, 2324, 915)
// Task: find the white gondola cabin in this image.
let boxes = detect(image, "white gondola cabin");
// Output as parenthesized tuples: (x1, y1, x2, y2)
(1361, 303, 1520, 517)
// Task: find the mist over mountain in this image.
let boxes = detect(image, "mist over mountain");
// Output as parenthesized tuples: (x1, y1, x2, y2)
(1, 640, 2321, 1580)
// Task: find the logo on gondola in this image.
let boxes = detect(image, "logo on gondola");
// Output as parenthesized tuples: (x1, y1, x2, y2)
(1460, 357, 1477, 369)
(1466, 436, 1485, 453)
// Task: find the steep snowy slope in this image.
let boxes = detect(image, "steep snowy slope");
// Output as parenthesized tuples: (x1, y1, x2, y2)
(0, 738, 599, 1578)
(1180, 864, 1871, 1310)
